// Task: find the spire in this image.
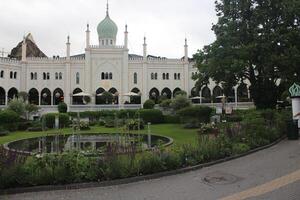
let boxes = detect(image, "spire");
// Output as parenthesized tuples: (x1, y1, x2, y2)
(67, 35, 70, 44)
(106, 0, 109, 16)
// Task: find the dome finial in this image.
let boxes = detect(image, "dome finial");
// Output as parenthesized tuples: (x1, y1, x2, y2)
(106, 0, 109, 16)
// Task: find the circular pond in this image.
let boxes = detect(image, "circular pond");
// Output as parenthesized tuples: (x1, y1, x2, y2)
(5, 133, 172, 155)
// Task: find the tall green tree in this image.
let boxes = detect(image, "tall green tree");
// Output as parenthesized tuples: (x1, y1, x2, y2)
(193, 0, 300, 109)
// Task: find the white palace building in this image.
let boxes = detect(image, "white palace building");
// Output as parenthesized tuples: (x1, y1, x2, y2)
(0, 4, 252, 113)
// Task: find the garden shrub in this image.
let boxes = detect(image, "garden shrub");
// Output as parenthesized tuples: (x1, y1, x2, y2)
(58, 102, 68, 113)
(143, 99, 155, 109)
(136, 109, 164, 124)
(117, 109, 137, 119)
(0, 110, 19, 125)
(177, 106, 213, 123)
(59, 113, 70, 128)
(0, 110, 20, 131)
(159, 99, 172, 110)
(232, 143, 250, 155)
(41, 113, 56, 129)
(125, 119, 145, 130)
(163, 115, 180, 124)
(161, 151, 181, 170)
(170, 95, 191, 111)
(138, 152, 165, 175)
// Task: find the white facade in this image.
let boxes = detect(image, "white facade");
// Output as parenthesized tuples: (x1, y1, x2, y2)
(0, 7, 252, 112)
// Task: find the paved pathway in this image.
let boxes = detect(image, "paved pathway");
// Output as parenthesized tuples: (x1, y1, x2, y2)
(3, 139, 300, 200)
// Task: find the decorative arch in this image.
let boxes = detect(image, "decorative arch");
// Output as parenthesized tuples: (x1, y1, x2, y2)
(237, 83, 249, 102)
(173, 88, 182, 97)
(191, 87, 199, 97)
(131, 88, 141, 104)
(72, 88, 83, 105)
(41, 88, 51, 105)
(109, 88, 118, 104)
(149, 88, 160, 103)
(7, 87, 18, 102)
(95, 87, 106, 105)
(201, 86, 211, 103)
(53, 88, 64, 105)
(0, 87, 5, 105)
(28, 88, 39, 105)
(161, 88, 172, 99)
(213, 86, 223, 103)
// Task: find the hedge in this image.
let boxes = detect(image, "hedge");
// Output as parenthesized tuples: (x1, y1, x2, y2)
(136, 109, 164, 124)
(42, 113, 71, 129)
(177, 106, 213, 123)
(164, 115, 181, 124)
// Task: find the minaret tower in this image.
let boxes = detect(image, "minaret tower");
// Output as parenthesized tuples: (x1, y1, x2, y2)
(66, 35, 70, 60)
(21, 36, 27, 62)
(143, 36, 147, 60)
(124, 24, 128, 49)
(86, 24, 90, 49)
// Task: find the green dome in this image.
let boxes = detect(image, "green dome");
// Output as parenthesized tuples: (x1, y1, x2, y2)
(97, 14, 118, 39)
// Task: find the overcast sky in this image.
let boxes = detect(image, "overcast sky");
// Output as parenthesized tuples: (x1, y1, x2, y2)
(0, 0, 218, 58)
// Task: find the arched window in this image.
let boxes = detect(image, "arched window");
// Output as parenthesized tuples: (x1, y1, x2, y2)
(76, 72, 80, 84)
(105, 73, 109, 80)
(178, 73, 181, 80)
(59, 72, 62, 80)
(151, 73, 154, 80)
(46, 72, 50, 80)
(31, 72, 34, 80)
(166, 73, 169, 80)
(162, 73, 166, 80)
(43, 72, 46, 80)
(0, 70, 4, 78)
(133, 72, 137, 84)
(174, 73, 177, 80)
(34, 72, 37, 80)
(155, 73, 158, 80)
(55, 72, 58, 80)
(0, 87, 5, 105)
(110, 40, 113, 45)
(101, 72, 105, 80)
(109, 72, 113, 80)
(14, 72, 17, 79)
(10, 71, 13, 79)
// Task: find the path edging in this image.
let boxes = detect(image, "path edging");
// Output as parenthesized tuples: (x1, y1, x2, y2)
(0, 136, 286, 195)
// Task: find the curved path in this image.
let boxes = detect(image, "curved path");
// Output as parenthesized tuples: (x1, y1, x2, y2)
(3, 139, 300, 200)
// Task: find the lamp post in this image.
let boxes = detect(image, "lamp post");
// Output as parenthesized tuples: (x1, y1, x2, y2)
(147, 122, 151, 149)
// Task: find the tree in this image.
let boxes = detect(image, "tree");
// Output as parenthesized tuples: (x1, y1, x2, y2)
(7, 98, 39, 119)
(25, 103, 39, 120)
(7, 98, 25, 116)
(170, 95, 191, 111)
(193, 0, 300, 109)
(58, 102, 68, 113)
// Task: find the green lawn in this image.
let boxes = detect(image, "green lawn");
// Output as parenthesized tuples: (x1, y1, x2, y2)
(0, 124, 198, 146)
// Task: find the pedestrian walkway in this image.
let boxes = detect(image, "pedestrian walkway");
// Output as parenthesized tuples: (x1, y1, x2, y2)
(3, 140, 300, 200)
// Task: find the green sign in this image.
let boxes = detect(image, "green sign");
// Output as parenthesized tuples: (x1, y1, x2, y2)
(289, 83, 300, 97)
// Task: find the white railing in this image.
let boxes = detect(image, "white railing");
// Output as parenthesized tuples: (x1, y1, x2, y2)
(0, 57, 20, 64)
(192, 102, 255, 110)
(90, 45, 125, 49)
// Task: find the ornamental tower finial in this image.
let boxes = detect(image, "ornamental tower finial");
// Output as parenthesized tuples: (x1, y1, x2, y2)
(106, 0, 109, 16)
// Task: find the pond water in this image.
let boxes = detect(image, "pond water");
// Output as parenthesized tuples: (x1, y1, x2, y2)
(6, 133, 171, 155)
